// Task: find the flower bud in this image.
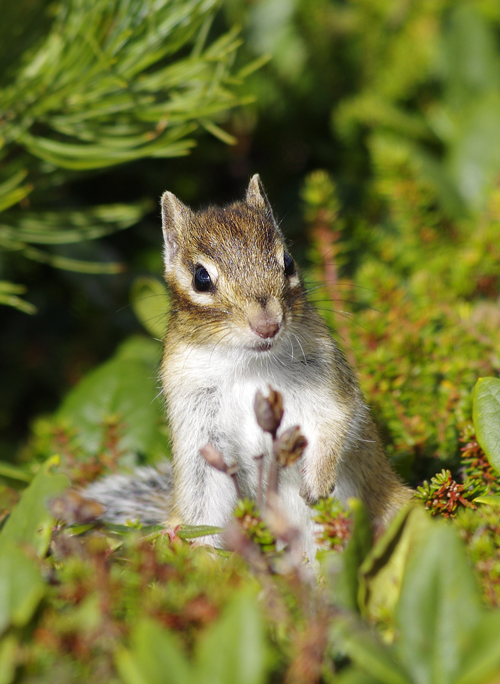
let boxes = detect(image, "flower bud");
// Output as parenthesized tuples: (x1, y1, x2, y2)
(199, 444, 227, 472)
(254, 387, 284, 435)
(273, 425, 308, 467)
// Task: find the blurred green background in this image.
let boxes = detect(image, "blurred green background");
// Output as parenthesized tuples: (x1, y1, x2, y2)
(1, 0, 500, 484)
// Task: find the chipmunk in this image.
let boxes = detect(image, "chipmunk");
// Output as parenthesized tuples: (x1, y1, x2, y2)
(84, 175, 412, 558)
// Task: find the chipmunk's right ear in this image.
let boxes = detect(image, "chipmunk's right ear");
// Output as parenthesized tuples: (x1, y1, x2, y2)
(161, 191, 193, 271)
(246, 174, 274, 219)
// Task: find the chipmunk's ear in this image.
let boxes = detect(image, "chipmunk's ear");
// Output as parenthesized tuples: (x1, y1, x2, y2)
(161, 191, 193, 272)
(246, 174, 274, 219)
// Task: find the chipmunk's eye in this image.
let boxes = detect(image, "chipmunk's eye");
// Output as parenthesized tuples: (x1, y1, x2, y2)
(284, 252, 295, 276)
(194, 265, 212, 292)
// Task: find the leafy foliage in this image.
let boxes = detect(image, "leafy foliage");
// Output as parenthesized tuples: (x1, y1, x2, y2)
(415, 469, 479, 517)
(460, 425, 500, 495)
(3, 0, 500, 682)
(21, 336, 168, 482)
(0, 0, 252, 311)
(473, 377, 500, 473)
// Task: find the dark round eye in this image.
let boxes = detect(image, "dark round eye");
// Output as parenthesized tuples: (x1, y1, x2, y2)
(193, 265, 212, 292)
(284, 252, 295, 276)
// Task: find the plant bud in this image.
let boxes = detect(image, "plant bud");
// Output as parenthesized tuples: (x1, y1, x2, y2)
(273, 426, 308, 467)
(254, 387, 284, 435)
(199, 444, 227, 472)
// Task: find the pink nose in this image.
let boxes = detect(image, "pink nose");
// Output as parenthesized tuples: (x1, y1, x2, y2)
(251, 319, 280, 339)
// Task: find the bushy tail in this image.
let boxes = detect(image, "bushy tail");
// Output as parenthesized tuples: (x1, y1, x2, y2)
(83, 462, 174, 526)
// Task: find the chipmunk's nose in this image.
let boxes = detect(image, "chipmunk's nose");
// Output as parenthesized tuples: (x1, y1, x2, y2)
(251, 315, 280, 339)
(248, 297, 282, 339)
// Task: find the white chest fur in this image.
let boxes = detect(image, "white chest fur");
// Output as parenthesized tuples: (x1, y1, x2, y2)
(162, 338, 349, 558)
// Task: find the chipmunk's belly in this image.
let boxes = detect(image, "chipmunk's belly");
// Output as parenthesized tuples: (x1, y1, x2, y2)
(220, 367, 332, 492)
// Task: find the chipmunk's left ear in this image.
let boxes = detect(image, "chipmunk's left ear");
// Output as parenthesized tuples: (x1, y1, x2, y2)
(246, 174, 274, 219)
(161, 191, 193, 272)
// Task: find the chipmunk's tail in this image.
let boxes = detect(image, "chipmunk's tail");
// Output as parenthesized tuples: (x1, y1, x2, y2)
(83, 461, 173, 526)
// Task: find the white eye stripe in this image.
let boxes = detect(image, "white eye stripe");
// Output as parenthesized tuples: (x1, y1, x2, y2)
(174, 257, 220, 305)
(192, 256, 219, 284)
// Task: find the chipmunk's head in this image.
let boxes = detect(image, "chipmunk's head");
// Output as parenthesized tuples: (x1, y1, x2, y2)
(161, 175, 305, 352)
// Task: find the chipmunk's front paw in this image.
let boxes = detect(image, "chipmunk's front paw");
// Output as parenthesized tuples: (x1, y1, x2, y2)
(300, 468, 335, 506)
(299, 482, 320, 506)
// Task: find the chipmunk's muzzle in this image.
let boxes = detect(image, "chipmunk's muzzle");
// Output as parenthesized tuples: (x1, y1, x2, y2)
(247, 297, 283, 348)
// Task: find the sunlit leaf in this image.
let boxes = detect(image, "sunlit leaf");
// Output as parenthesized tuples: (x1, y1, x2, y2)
(327, 498, 372, 611)
(57, 336, 166, 458)
(115, 619, 191, 684)
(473, 377, 500, 474)
(0, 456, 69, 557)
(0, 542, 45, 635)
(396, 522, 483, 684)
(358, 505, 430, 628)
(196, 589, 267, 684)
(0, 635, 17, 684)
(334, 618, 411, 684)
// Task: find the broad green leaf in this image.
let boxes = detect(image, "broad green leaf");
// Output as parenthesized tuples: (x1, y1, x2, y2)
(131, 277, 170, 339)
(114, 650, 150, 684)
(473, 377, 500, 474)
(57, 336, 167, 458)
(334, 619, 410, 684)
(358, 504, 430, 627)
(396, 522, 483, 684)
(115, 336, 162, 365)
(0, 456, 69, 557)
(0, 541, 46, 634)
(327, 498, 372, 611)
(196, 588, 267, 684)
(0, 635, 17, 684)
(115, 618, 191, 684)
(455, 611, 500, 684)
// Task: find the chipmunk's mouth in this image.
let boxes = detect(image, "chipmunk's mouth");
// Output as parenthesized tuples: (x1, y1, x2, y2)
(249, 334, 282, 353)
(254, 340, 274, 352)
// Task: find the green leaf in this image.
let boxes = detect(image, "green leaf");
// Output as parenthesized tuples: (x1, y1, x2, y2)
(327, 498, 372, 611)
(358, 505, 431, 627)
(22, 245, 124, 274)
(57, 336, 166, 458)
(334, 619, 411, 684)
(473, 377, 500, 474)
(130, 277, 170, 339)
(176, 525, 224, 540)
(0, 461, 32, 484)
(396, 522, 483, 684)
(0, 635, 17, 684)
(0, 456, 69, 557)
(473, 495, 500, 508)
(454, 611, 500, 684)
(115, 618, 191, 684)
(0, 281, 36, 314)
(196, 589, 267, 684)
(0, 541, 46, 635)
